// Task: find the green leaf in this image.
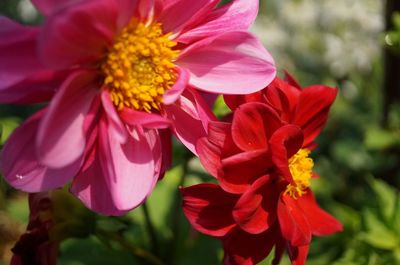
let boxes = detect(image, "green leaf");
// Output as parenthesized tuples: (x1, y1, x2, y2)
(0, 117, 20, 144)
(367, 177, 397, 223)
(361, 209, 398, 250)
(365, 127, 400, 150)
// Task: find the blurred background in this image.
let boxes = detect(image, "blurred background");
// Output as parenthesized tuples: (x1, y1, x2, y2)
(0, 0, 399, 264)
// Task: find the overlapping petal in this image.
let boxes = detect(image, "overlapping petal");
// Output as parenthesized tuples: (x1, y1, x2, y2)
(0, 110, 80, 192)
(181, 183, 238, 237)
(177, 32, 276, 94)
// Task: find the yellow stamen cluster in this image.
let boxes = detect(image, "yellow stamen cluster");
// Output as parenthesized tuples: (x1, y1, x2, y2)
(285, 149, 314, 198)
(101, 21, 179, 112)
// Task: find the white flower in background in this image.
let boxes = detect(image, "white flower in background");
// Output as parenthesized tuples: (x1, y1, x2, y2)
(253, 0, 384, 78)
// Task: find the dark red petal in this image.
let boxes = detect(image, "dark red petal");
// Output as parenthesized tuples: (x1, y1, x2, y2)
(287, 243, 309, 265)
(297, 190, 343, 236)
(207, 121, 241, 157)
(283, 70, 302, 90)
(224, 92, 263, 111)
(181, 183, 238, 237)
(196, 137, 222, 178)
(278, 195, 312, 246)
(269, 125, 303, 182)
(233, 175, 279, 234)
(222, 227, 278, 265)
(294, 85, 337, 147)
(232, 102, 282, 151)
(219, 149, 270, 194)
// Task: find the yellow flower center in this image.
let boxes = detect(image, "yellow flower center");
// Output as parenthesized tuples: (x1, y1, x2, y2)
(284, 149, 314, 198)
(101, 21, 179, 112)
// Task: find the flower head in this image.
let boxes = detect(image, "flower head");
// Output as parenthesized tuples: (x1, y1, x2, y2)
(182, 73, 342, 265)
(0, 0, 275, 215)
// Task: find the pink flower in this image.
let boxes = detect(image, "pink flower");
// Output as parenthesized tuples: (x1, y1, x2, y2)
(0, 0, 275, 215)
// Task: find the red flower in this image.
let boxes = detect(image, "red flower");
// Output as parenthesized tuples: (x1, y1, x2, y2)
(181, 74, 342, 265)
(11, 193, 57, 265)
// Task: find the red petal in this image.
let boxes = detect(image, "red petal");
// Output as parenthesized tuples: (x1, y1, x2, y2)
(278, 195, 311, 246)
(232, 102, 282, 151)
(297, 191, 343, 236)
(219, 149, 270, 194)
(181, 183, 238, 237)
(269, 125, 303, 182)
(287, 243, 309, 265)
(222, 227, 278, 265)
(294, 85, 337, 147)
(233, 175, 279, 234)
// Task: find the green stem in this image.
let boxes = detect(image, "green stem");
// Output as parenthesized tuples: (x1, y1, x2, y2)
(167, 151, 192, 263)
(96, 228, 166, 265)
(142, 202, 160, 255)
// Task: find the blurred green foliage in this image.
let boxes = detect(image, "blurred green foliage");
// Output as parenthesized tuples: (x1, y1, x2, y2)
(1, 0, 400, 265)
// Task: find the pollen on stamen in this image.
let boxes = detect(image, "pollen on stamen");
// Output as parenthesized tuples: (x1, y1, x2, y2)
(101, 21, 179, 112)
(284, 149, 314, 199)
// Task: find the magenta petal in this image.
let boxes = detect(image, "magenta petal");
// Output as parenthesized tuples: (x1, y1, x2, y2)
(31, 0, 81, 16)
(163, 67, 189, 105)
(119, 108, 172, 129)
(232, 102, 282, 151)
(1, 110, 80, 192)
(158, 0, 219, 34)
(99, 119, 158, 213)
(233, 175, 278, 234)
(181, 183, 238, 237)
(178, 0, 259, 43)
(164, 88, 215, 154)
(0, 17, 43, 86)
(37, 70, 98, 168)
(0, 70, 69, 104)
(101, 91, 128, 144)
(177, 31, 276, 94)
(39, 0, 118, 69)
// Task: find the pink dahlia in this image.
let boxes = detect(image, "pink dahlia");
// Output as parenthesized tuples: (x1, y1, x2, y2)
(0, 0, 275, 215)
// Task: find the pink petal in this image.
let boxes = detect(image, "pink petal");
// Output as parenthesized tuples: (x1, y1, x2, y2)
(0, 109, 80, 192)
(181, 183, 238, 237)
(297, 191, 343, 236)
(232, 102, 282, 151)
(37, 70, 98, 168)
(164, 88, 215, 154)
(0, 70, 69, 104)
(157, 0, 219, 34)
(278, 195, 312, 246)
(294, 86, 337, 147)
(119, 108, 172, 129)
(177, 31, 276, 94)
(0, 17, 43, 87)
(163, 67, 189, 105)
(39, 0, 118, 69)
(99, 119, 159, 213)
(232, 175, 278, 234)
(178, 0, 259, 43)
(101, 91, 128, 144)
(31, 0, 81, 16)
(157, 129, 172, 178)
